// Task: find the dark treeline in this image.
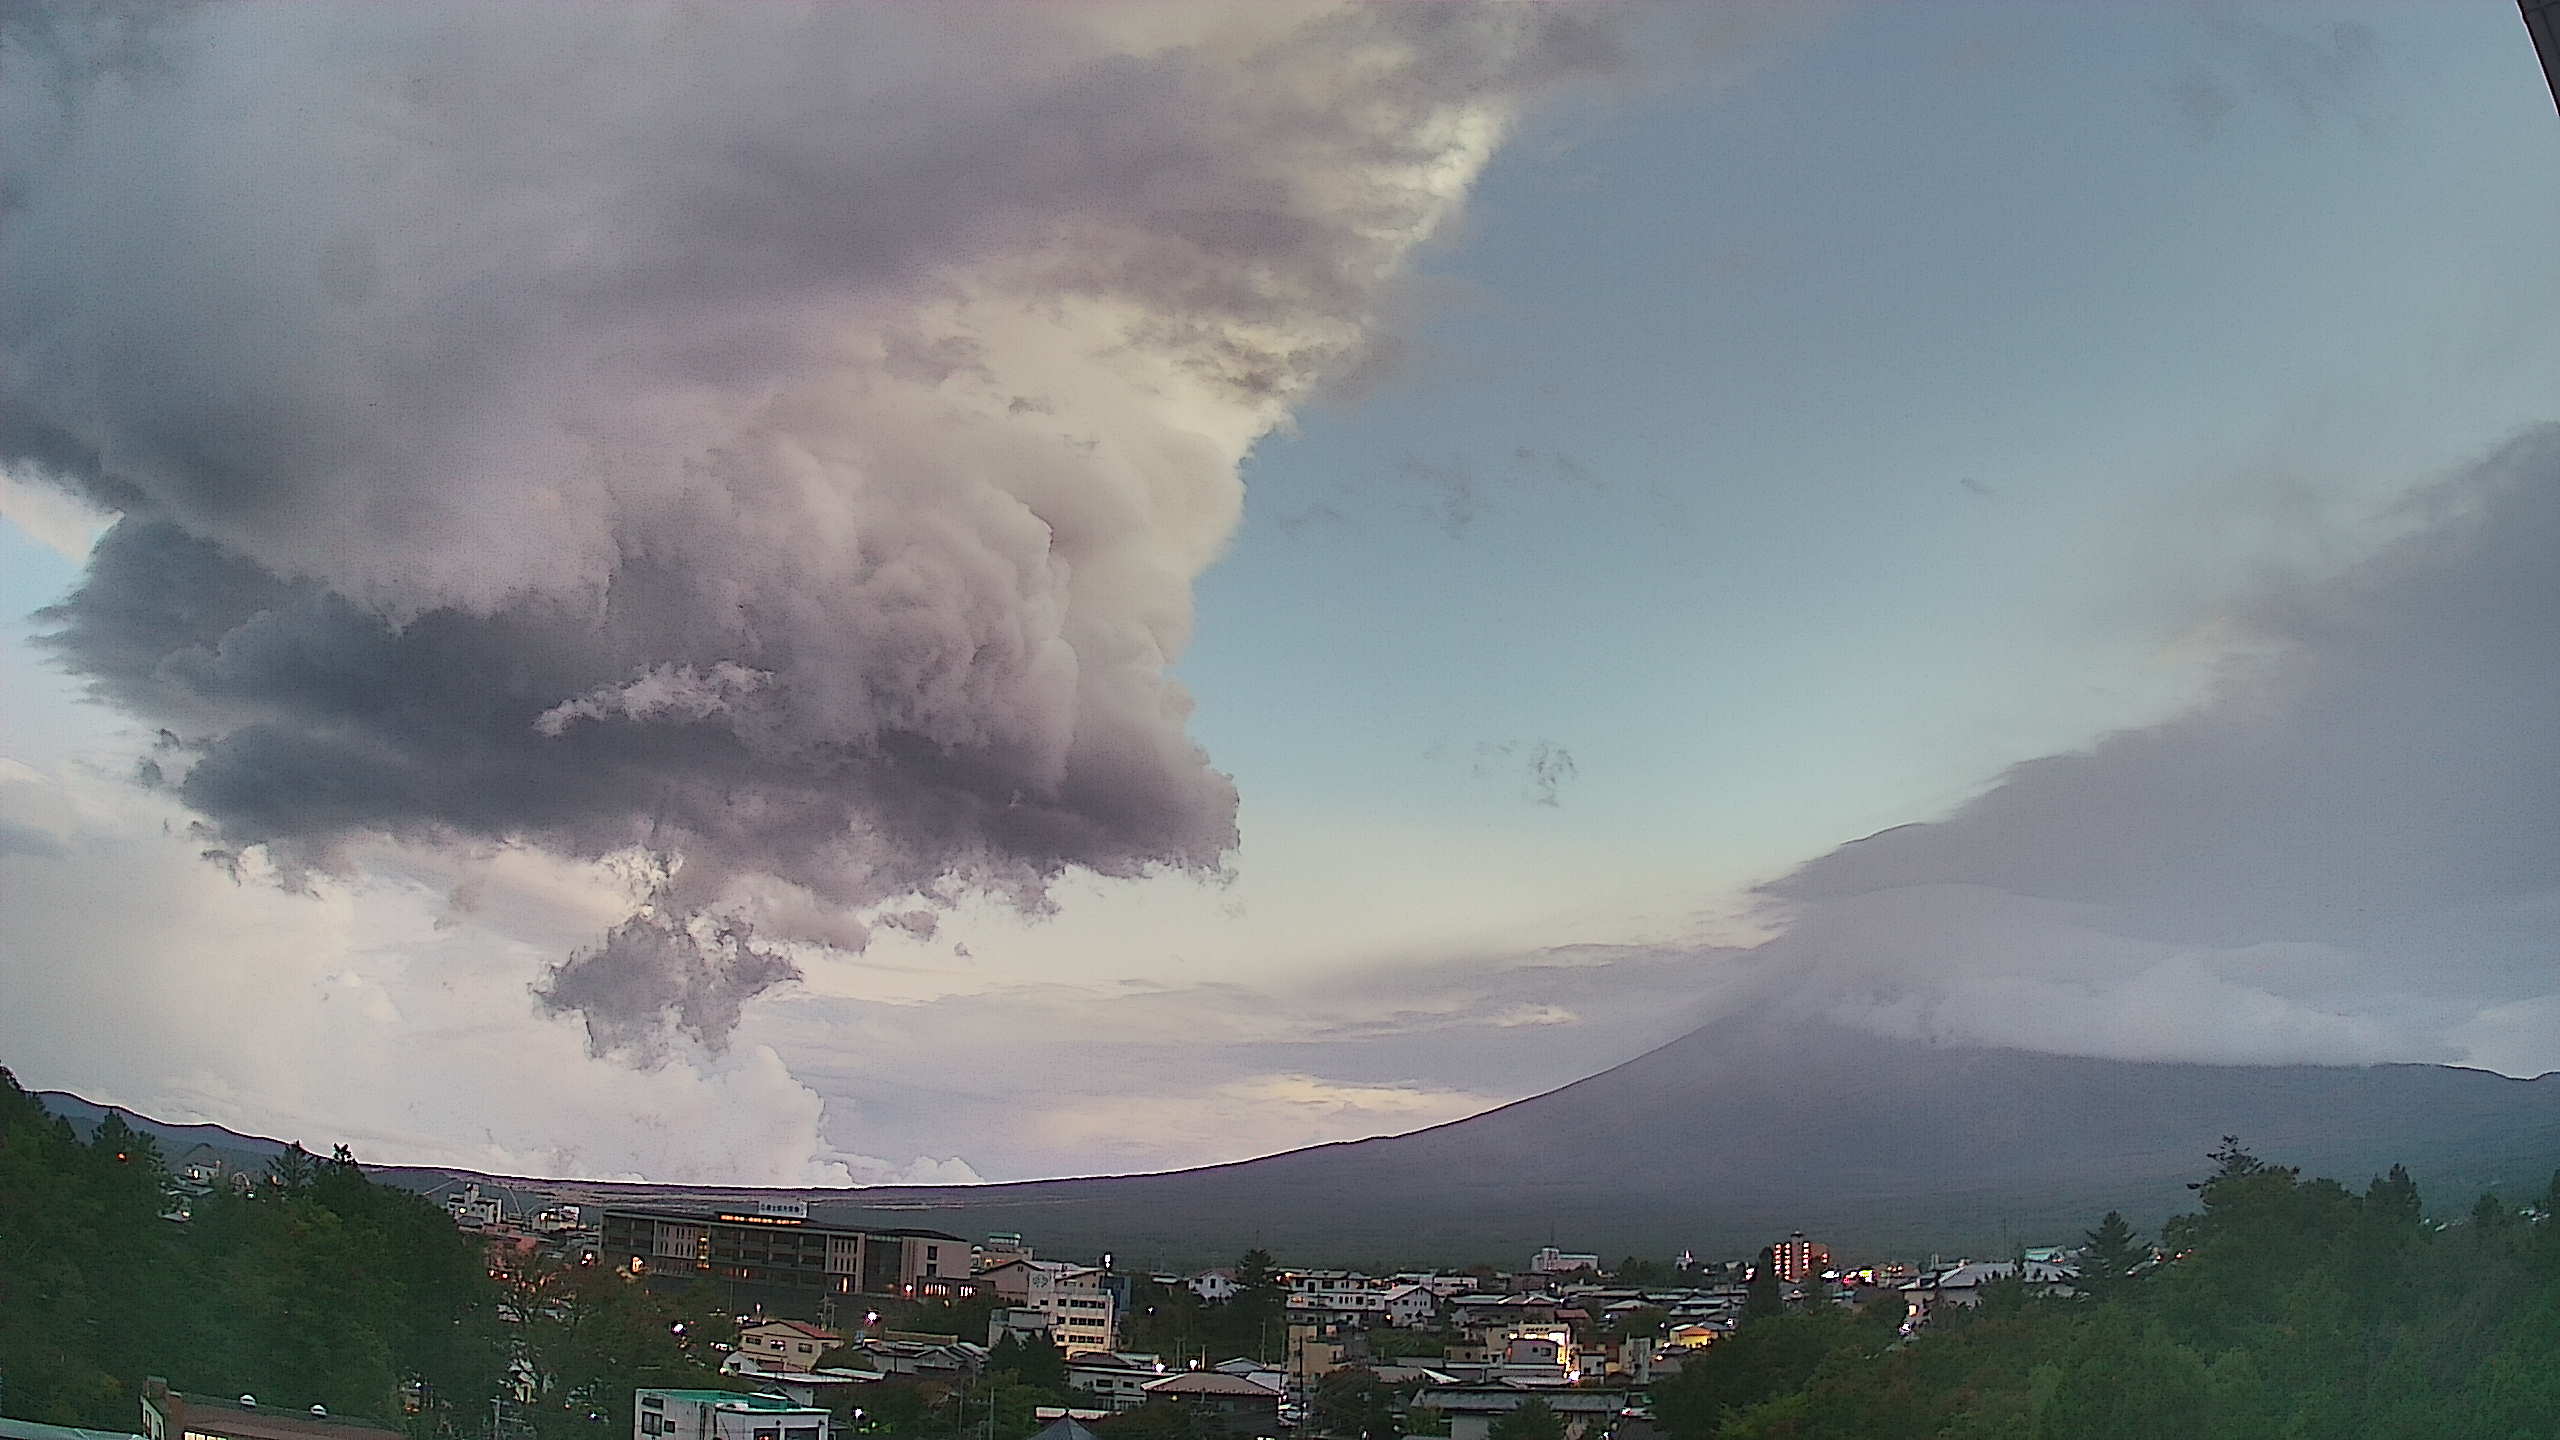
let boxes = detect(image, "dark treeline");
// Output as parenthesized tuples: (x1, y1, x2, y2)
(0, 1066, 739, 1438)
(1654, 1142, 2560, 1439)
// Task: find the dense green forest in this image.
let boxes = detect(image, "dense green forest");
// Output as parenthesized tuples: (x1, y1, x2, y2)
(0, 1066, 736, 1438)
(1653, 1142, 2560, 1439)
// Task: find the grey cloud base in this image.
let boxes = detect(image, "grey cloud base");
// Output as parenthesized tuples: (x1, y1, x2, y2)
(1752, 427, 2560, 1074)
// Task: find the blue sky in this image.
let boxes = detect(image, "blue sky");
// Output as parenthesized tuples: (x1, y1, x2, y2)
(4, 2, 2558, 1185)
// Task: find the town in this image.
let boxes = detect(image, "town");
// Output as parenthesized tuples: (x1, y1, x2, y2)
(73, 1170, 2084, 1440)
(7, 1081, 2556, 1440)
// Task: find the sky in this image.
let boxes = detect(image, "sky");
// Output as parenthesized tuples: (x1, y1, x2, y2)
(3, 1, 2558, 1188)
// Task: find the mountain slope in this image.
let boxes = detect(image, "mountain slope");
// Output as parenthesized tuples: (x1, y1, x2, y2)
(36, 1019, 2560, 1269)
(785, 1018, 2560, 1266)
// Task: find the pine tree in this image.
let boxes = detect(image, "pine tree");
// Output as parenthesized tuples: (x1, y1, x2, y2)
(1743, 1248, 1785, 1320)
(2077, 1211, 2144, 1300)
(2364, 1164, 2423, 1226)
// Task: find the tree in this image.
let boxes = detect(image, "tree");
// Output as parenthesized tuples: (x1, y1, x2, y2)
(1230, 1249, 1287, 1360)
(265, 1141, 319, 1196)
(1102, 1398, 1214, 1440)
(2077, 1212, 2144, 1301)
(1486, 1399, 1564, 1440)
(1312, 1367, 1400, 1440)
(2365, 1164, 2423, 1227)
(989, 1332, 1066, 1391)
(2468, 1191, 2512, 1234)
(2034, 1314, 2208, 1440)
(1743, 1248, 1785, 1320)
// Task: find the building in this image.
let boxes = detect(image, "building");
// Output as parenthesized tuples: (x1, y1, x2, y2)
(1188, 1269, 1236, 1303)
(635, 1391, 827, 1440)
(1136, 1373, 1282, 1437)
(1064, 1354, 1170, 1411)
(1899, 1260, 2076, 1326)
(1770, 1233, 1830, 1285)
(737, 1320, 841, 1373)
(1529, 1247, 1600, 1276)
(601, 1206, 970, 1301)
(5, 1415, 143, 1440)
(139, 1384, 404, 1440)
(1412, 1388, 1625, 1440)
(980, 1259, 1116, 1354)
(978, 1233, 1034, 1269)
(988, 1306, 1057, 1348)
(446, 1184, 505, 1229)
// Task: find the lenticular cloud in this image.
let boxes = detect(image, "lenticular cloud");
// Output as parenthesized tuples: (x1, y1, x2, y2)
(0, 2, 1609, 1047)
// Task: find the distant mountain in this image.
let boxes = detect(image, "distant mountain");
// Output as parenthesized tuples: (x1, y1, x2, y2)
(38, 1090, 291, 1170)
(770, 1017, 2560, 1267)
(39, 1019, 2560, 1269)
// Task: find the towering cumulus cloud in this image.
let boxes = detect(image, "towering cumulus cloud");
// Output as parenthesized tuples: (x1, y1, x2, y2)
(0, 3, 1607, 1051)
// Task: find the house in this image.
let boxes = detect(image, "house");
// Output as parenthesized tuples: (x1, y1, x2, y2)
(1188, 1268, 1237, 1303)
(737, 1372, 881, 1409)
(1412, 1388, 1626, 1440)
(1380, 1283, 1439, 1327)
(138, 1383, 404, 1440)
(635, 1391, 827, 1440)
(737, 1320, 840, 1374)
(1064, 1354, 1169, 1411)
(1025, 1419, 1105, 1440)
(1899, 1260, 2076, 1326)
(1208, 1359, 1288, 1393)
(1137, 1373, 1283, 1436)
(849, 1337, 986, 1378)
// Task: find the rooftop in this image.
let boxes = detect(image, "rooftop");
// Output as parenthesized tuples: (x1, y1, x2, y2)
(146, 1394, 402, 1440)
(1143, 1373, 1282, 1399)
(643, 1391, 817, 1412)
(0, 1418, 147, 1440)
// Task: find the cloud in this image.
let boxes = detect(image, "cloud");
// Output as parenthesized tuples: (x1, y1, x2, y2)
(1460, 739, 1580, 806)
(0, 3, 1614, 1045)
(2163, 13, 2389, 146)
(1749, 427, 2560, 1075)
(0, 466, 113, 559)
(0, 760, 902, 1185)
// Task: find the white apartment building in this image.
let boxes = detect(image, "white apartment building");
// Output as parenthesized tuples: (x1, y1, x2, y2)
(635, 1391, 828, 1440)
(1281, 1271, 1439, 1326)
(982, 1259, 1117, 1354)
(1529, 1247, 1601, 1275)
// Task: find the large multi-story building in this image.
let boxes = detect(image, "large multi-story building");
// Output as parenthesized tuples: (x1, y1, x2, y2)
(979, 1259, 1117, 1354)
(600, 1204, 971, 1301)
(1771, 1232, 1831, 1284)
(635, 1390, 828, 1440)
(1528, 1247, 1600, 1276)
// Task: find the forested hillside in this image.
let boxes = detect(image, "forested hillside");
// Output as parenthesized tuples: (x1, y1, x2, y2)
(0, 1066, 732, 1437)
(1653, 1144, 2560, 1439)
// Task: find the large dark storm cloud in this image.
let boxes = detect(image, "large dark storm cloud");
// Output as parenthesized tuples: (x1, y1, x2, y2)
(0, 3, 1610, 1049)
(1754, 429, 2560, 1071)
